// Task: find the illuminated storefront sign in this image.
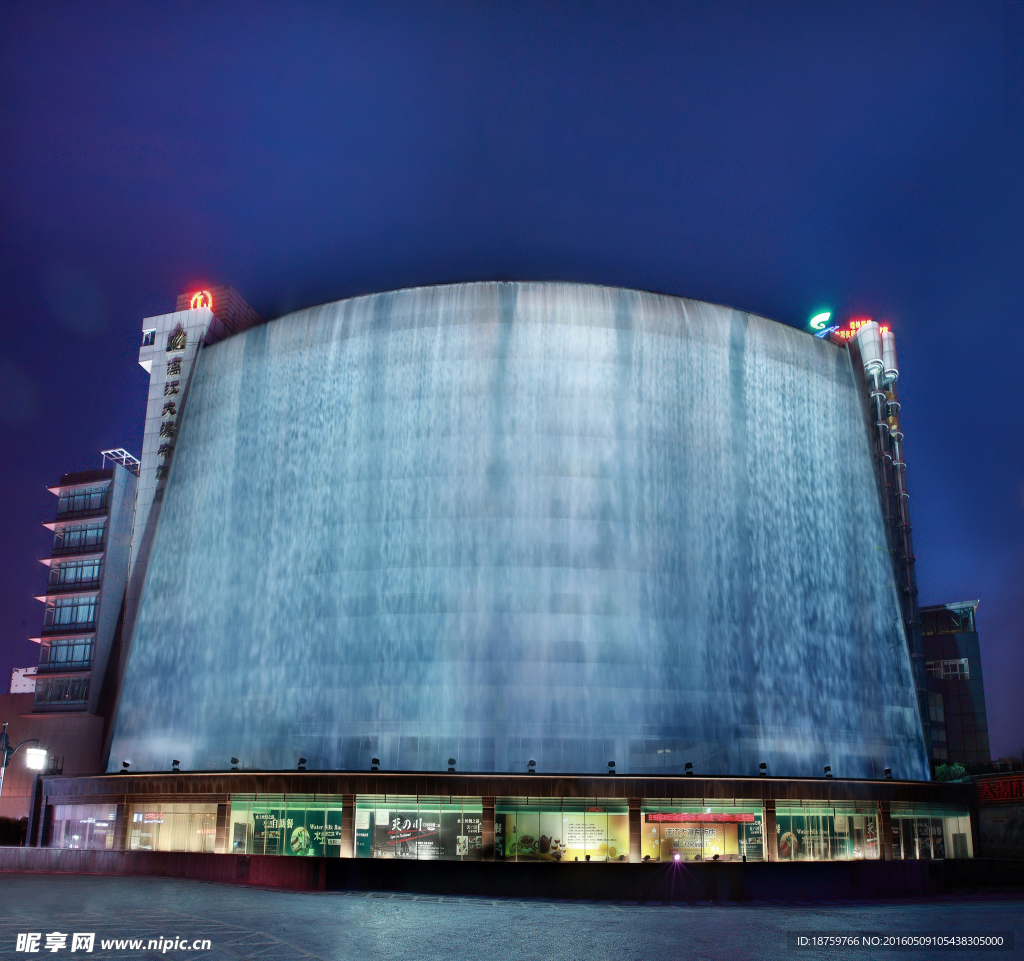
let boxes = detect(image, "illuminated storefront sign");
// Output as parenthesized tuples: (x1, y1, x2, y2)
(645, 812, 755, 823)
(189, 290, 213, 310)
(809, 311, 832, 330)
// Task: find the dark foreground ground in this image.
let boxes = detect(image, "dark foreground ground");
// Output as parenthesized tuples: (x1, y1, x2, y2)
(0, 874, 1020, 961)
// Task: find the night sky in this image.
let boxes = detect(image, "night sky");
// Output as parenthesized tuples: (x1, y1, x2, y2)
(1, 3, 1021, 758)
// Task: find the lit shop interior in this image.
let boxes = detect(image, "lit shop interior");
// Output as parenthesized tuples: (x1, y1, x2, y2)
(45, 794, 973, 863)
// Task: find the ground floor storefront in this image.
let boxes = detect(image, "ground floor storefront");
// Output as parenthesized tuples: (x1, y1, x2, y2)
(32, 772, 975, 866)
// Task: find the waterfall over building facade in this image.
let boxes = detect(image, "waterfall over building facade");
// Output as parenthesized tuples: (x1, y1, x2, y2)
(107, 282, 930, 780)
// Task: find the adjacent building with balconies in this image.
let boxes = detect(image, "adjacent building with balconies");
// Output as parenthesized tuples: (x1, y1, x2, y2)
(31, 456, 138, 716)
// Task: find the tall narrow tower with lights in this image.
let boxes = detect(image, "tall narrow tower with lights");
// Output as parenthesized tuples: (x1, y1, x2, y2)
(120, 286, 262, 687)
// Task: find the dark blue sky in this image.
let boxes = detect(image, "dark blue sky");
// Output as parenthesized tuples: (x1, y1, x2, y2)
(1, 2, 1021, 757)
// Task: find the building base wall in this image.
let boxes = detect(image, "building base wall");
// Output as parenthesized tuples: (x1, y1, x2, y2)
(1, 847, 1021, 902)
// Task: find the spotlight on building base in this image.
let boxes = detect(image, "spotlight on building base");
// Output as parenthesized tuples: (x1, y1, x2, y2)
(370, 757, 380, 772)
(607, 760, 615, 775)
(758, 762, 767, 777)
(823, 765, 833, 778)
(527, 759, 536, 774)
(684, 762, 693, 776)
(121, 760, 130, 771)
(171, 759, 180, 772)
(884, 768, 893, 780)
(230, 757, 239, 771)
(447, 758, 456, 773)
(298, 757, 307, 771)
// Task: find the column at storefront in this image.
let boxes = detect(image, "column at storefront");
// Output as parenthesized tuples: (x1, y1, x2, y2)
(215, 803, 229, 854)
(481, 797, 495, 861)
(764, 800, 778, 862)
(113, 801, 129, 852)
(628, 798, 641, 863)
(879, 802, 892, 861)
(340, 795, 356, 858)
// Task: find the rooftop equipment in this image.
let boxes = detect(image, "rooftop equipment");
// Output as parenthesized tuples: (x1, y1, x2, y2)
(881, 329, 899, 385)
(855, 321, 884, 376)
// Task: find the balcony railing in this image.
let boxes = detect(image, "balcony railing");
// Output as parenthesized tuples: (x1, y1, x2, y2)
(44, 579, 103, 596)
(54, 504, 109, 522)
(49, 541, 105, 559)
(41, 621, 97, 636)
(36, 660, 93, 675)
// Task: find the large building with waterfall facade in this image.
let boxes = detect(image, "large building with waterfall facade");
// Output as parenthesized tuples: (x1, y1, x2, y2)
(31, 282, 983, 868)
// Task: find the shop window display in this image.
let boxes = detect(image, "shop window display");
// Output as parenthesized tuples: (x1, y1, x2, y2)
(229, 795, 344, 856)
(774, 803, 879, 861)
(495, 798, 629, 862)
(128, 803, 218, 853)
(49, 804, 118, 850)
(355, 796, 482, 860)
(889, 803, 972, 860)
(640, 800, 764, 862)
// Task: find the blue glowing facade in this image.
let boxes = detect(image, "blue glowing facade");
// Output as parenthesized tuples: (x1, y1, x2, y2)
(108, 282, 929, 779)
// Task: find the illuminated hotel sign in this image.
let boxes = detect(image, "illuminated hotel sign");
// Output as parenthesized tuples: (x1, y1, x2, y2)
(189, 290, 213, 310)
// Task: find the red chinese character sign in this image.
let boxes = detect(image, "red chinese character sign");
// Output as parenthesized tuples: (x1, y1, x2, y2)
(190, 290, 213, 310)
(829, 317, 891, 342)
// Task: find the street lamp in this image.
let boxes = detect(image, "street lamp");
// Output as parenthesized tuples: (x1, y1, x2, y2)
(0, 721, 44, 805)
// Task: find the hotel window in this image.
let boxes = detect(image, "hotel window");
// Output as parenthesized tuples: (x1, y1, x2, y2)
(56, 486, 109, 518)
(927, 692, 945, 723)
(33, 677, 90, 706)
(39, 638, 94, 671)
(640, 799, 764, 862)
(357, 796, 483, 861)
(48, 558, 102, 590)
(925, 659, 969, 680)
(229, 795, 344, 857)
(141, 329, 156, 346)
(43, 596, 97, 629)
(53, 522, 106, 554)
(774, 802, 879, 861)
(495, 797, 627, 863)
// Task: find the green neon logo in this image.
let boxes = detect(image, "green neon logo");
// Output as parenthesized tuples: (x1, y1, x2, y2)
(809, 311, 832, 331)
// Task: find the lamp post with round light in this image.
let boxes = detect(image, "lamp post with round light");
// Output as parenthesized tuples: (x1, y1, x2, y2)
(0, 721, 47, 807)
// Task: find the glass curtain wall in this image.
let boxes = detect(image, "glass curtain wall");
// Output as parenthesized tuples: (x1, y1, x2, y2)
(774, 802, 880, 861)
(127, 803, 218, 853)
(355, 796, 483, 860)
(229, 795, 344, 856)
(889, 803, 972, 860)
(640, 800, 764, 862)
(49, 804, 118, 850)
(495, 798, 629, 862)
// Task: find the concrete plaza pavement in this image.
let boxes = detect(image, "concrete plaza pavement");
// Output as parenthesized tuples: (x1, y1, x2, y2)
(0, 874, 1020, 961)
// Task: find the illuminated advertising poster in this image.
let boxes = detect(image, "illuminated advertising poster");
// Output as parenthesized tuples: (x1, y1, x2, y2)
(251, 806, 343, 857)
(775, 811, 880, 861)
(497, 805, 628, 861)
(356, 803, 482, 860)
(640, 812, 752, 861)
